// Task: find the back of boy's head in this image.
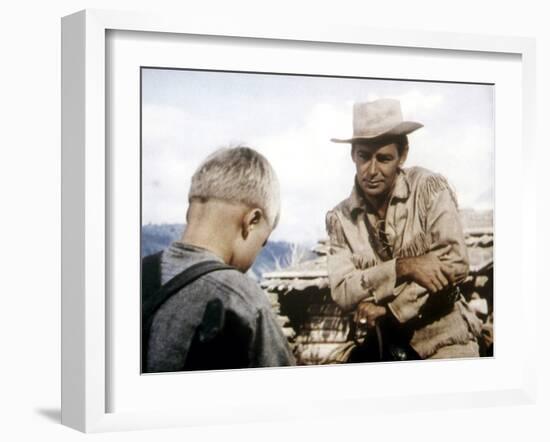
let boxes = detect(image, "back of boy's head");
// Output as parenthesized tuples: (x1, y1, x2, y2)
(188, 146, 280, 227)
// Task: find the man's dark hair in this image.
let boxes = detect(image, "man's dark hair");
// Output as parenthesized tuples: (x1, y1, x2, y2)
(394, 135, 409, 156)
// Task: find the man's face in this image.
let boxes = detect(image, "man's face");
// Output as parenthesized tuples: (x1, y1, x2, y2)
(352, 140, 406, 200)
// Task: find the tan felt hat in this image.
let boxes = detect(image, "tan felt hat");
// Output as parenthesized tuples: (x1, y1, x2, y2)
(331, 98, 423, 143)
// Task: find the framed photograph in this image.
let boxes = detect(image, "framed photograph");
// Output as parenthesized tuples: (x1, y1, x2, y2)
(61, 9, 536, 433)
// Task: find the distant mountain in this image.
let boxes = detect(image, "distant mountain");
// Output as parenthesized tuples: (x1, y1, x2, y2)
(141, 223, 184, 257)
(141, 223, 315, 279)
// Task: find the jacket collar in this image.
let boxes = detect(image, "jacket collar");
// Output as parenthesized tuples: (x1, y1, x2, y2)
(346, 168, 410, 219)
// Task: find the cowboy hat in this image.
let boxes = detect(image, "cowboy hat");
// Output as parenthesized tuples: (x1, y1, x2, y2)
(331, 98, 423, 143)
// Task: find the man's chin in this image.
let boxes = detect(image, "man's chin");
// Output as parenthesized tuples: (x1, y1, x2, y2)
(362, 188, 384, 198)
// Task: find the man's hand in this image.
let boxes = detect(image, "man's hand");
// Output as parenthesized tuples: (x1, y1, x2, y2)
(355, 301, 387, 328)
(396, 245, 454, 294)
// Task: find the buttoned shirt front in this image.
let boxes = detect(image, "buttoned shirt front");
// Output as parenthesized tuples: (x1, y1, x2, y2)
(326, 166, 481, 358)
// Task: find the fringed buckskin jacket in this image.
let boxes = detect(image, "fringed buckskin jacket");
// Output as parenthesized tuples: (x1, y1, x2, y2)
(326, 167, 481, 359)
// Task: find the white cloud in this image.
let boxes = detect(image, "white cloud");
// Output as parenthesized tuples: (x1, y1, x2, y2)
(142, 104, 215, 224)
(249, 103, 355, 244)
(365, 90, 444, 118)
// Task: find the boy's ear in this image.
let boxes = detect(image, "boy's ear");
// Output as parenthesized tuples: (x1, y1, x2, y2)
(242, 208, 263, 239)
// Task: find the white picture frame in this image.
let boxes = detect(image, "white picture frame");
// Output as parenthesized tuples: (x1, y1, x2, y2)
(61, 9, 537, 433)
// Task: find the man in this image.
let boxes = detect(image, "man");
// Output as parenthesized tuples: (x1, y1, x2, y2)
(326, 99, 482, 361)
(143, 146, 295, 373)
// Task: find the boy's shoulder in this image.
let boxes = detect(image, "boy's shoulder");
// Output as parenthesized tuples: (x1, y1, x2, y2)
(156, 243, 268, 319)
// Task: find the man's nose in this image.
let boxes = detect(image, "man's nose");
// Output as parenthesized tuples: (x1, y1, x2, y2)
(366, 159, 378, 175)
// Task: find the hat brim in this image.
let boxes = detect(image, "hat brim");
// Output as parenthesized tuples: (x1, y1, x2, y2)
(331, 121, 423, 144)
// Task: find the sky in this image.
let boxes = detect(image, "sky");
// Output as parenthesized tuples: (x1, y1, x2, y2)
(141, 68, 494, 245)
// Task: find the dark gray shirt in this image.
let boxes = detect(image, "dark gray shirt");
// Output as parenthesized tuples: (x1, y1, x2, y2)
(146, 242, 295, 372)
